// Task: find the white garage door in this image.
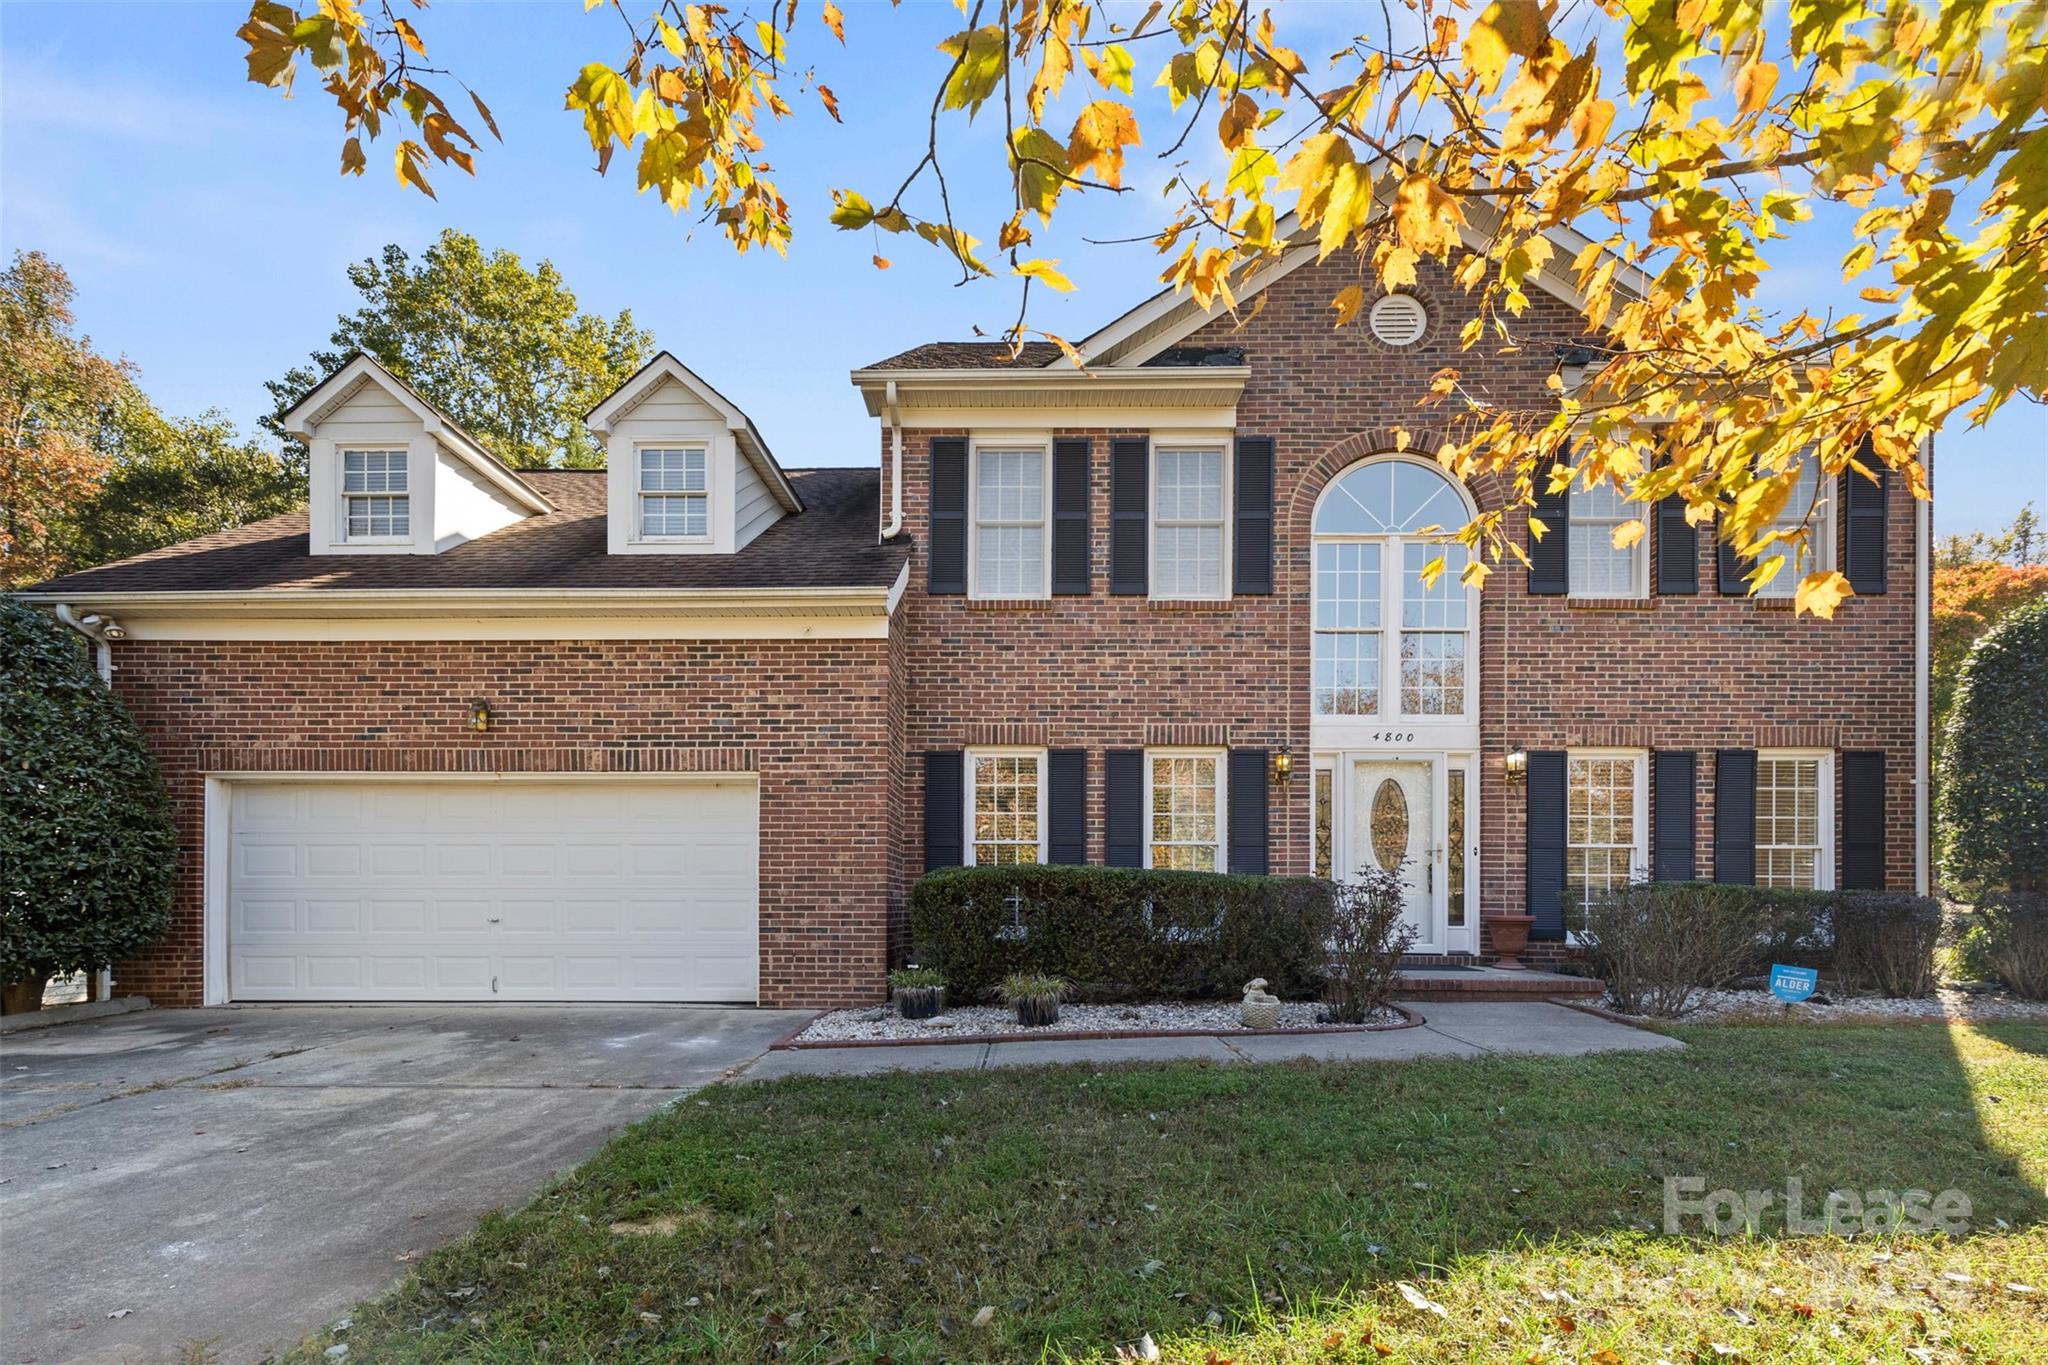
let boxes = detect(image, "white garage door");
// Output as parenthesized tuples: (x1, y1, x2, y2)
(226, 779, 759, 1002)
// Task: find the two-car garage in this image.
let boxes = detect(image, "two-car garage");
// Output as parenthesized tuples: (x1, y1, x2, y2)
(218, 777, 760, 1003)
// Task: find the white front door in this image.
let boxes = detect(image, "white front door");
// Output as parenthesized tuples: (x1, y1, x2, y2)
(224, 778, 760, 1002)
(1348, 758, 1441, 952)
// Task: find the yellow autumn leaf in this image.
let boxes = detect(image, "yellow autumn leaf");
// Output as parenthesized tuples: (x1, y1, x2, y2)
(1794, 570, 1854, 619)
(1735, 60, 1778, 116)
(821, 0, 845, 43)
(872, 255, 891, 269)
(1331, 284, 1365, 327)
(393, 139, 436, 198)
(1610, 518, 1646, 550)
(1014, 258, 1075, 291)
(1067, 100, 1140, 186)
(1380, 244, 1419, 290)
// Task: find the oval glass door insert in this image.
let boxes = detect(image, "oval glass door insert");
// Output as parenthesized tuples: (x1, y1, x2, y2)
(1369, 778, 1409, 869)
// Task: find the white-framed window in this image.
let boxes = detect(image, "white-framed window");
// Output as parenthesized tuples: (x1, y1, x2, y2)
(1145, 749, 1226, 871)
(1151, 444, 1229, 599)
(1569, 479, 1646, 598)
(638, 445, 710, 540)
(1756, 750, 1834, 888)
(1311, 458, 1477, 720)
(1565, 749, 1648, 932)
(966, 749, 1046, 866)
(341, 448, 410, 540)
(971, 443, 1049, 598)
(1753, 455, 1832, 599)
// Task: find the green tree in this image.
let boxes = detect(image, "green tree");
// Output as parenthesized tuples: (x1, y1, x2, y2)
(263, 230, 654, 470)
(0, 599, 176, 1011)
(1939, 598, 2048, 895)
(64, 400, 301, 568)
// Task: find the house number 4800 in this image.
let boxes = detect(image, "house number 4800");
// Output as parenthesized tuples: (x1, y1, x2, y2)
(1371, 731, 1417, 743)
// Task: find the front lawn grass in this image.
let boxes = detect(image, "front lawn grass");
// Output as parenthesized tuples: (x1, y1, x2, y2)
(299, 1023, 2048, 1362)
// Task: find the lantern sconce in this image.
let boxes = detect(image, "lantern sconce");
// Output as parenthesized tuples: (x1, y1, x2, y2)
(469, 699, 493, 733)
(1504, 749, 1528, 784)
(1272, 748, 1293, 782)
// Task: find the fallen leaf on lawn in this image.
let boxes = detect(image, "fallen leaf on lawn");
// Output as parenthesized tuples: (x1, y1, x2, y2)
(1396, 1280, 1447, 1316)
(1589, 1351, 1622, 1365)
(107, 1309, 132, 1320)
(971, 1306, 995, 1328)
(609, 1211, 705, 1237)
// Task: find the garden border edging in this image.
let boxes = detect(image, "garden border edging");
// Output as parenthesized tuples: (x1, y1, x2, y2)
(770, 1002, 1425, 1050)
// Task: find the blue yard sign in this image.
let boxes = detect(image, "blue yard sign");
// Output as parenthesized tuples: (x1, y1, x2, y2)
(1769, 964, 1819, 1003)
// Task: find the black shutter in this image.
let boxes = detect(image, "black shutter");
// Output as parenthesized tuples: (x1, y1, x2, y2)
(1110, 436, 1149, 595)
(1652, 750, 1697, 881)
(1228, 749, 1269, 874)
(1525, 751, 1567, 940)
(1052, 438, 1092, 595)
(1528, 478, 1569, 595)
(1048, 749, 1088, 864)
(1716, 516, 1746, 595)
(1713, 749, 1757, 884)
(1841, 750, 1886, 889)
(1105, 749, 1144, 867)
(1656, 496, 1699, 595)
(1232, 435, 1274, 595)
(928, 438, 968, 595)
(1842, 458, 1890, 595)
(922, 751, 964, 871)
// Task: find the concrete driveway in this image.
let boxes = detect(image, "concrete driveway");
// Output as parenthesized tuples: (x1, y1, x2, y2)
(0, 1005, 805, 1364)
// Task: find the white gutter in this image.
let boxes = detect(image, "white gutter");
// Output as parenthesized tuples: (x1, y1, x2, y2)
(1915, 436, 1933, 897)
(50, 604, 120, 1004)
(881, 379, 904, 542)
(53, 603, 115, 682)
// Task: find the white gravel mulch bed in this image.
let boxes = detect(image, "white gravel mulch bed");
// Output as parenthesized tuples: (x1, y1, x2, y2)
(791, 999, 1405, 1045)
(1603, 986, 2048, 1024)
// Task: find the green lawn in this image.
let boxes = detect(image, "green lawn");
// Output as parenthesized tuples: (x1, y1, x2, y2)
(299, 1023, 2048, 1363)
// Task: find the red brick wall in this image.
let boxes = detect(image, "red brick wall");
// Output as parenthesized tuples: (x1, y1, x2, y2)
(107, 638, 896, 1008)
(891, 251, 1924, 932)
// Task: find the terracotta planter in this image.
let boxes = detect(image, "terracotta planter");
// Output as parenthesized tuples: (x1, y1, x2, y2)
(1482, 914, 1538, 970)
(895, 985, 946, 1020)
(1, 980, 45, 1016)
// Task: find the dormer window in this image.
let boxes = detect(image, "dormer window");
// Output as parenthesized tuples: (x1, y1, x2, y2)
(342, 449, 411, 540)
(638, 446, 710, 540)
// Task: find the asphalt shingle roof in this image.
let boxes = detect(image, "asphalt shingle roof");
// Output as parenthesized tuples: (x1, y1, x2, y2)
(860, 341, 1064, 371)
(27, 467, 906, 595)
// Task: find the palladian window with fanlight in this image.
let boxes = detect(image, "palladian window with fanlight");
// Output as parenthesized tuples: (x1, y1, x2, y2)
(1312, 459, 1477, 720)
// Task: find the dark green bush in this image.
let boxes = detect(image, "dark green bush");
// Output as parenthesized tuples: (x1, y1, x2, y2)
(907, 865, 1335, 1002)
(1, 600, 176, 999)
(1955, 891, 2048, 1000)
(1939, 597, 2047, 895)
(1832, 893, 1943, 998)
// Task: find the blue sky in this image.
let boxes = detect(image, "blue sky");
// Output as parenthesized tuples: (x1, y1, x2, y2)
(2, 0, 2040, 536)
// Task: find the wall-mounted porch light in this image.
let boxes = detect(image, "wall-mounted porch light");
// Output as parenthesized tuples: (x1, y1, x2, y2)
(1504, 750, 1529, 784)
(1272, 748, 1292, 781)
(469, 699, 493, 733)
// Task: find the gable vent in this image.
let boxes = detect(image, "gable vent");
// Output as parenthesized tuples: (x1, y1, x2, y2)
(1369, 293, 1428, 347)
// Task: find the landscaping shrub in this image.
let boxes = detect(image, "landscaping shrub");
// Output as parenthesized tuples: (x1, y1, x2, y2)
(1576, 882, 1760, 1017)
(1324, 865, 1413, 1022)
(908, 865, 1334, 1002)
(1, 600, 176, 1010)
(1957, 891, 2048, 1000)
(1832, 893, 1944, 998)
(1745, 888, 1838, 972)
(1938, 597, 2048, 895)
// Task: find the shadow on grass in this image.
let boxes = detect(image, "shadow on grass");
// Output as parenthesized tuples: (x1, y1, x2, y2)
(293, 1021, 2048, 1363)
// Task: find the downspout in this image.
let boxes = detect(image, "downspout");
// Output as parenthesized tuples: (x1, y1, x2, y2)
(880, 379, 904, 542)
(1915, 436, 1933, 897)
(52, 604, 119, 1003)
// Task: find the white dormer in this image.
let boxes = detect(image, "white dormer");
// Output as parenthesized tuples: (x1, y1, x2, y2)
(280, 355, 552, 556)
(584, 353, 803, 555)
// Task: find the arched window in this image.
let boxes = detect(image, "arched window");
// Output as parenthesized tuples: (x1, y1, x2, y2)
(1311, 458, 1476, 719)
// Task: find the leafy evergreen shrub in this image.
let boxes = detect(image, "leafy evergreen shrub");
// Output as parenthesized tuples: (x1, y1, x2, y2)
(1939, 597, 2048, 894)
(1830, 893, 1944, 997)
(907, 865, 1334, 1002)
(1, 601, 176, 1000)
(1576, 882, 1762, 1017)
(1956, 891, 2048, 1000)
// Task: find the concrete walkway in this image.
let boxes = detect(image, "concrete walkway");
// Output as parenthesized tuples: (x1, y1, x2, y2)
(736, 1000, 1680, 1080)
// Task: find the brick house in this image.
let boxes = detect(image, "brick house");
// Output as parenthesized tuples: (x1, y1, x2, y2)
(24, 235, 1930, 1008)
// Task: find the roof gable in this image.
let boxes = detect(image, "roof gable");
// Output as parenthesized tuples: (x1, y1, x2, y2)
(585, 351, 803, 514)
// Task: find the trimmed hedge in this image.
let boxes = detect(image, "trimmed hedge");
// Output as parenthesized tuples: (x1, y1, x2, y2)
(1, 600, 176, 997)
(1831, 893, 1943, 997)
(907, 865, 1334, 1002)
(1955, 891, 2048, 1000)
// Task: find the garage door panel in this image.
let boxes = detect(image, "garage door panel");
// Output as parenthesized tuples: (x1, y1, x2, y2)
(227, 780, 759, 1002)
